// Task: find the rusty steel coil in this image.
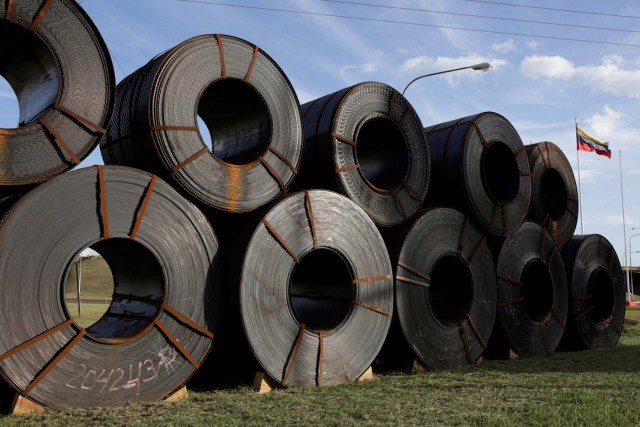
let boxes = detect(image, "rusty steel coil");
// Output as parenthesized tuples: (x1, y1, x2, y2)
(294, 82, 430, 227)
(560, 235, 624, 350)
(387, 208, 497, 370)
(102, 34, 302, 213)
(525, 142, 578, 247)
(424, 112, 531, 236)
(237, 190, 393, 387)
(0, 166, 219, 409)
(0, 0, 114, 187)
(496, 221, 567, 357)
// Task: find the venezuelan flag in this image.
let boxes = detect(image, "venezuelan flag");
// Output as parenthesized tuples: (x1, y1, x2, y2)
(577, 128, 611, 158)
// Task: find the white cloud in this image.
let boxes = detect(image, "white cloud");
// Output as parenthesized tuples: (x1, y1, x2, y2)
(339, 61, 381, 84)
(491, 39, 516, 54)
(400, 54, 506, 75)
(520, 55, 576, 80)
(585, 106, 623, 139)
(520, 55, 640, 98)
(526, 41, 539, 50)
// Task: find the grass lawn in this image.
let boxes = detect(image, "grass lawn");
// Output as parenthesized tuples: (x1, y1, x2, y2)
(3, 324, 640, 426)
(64, 257, 113, 327)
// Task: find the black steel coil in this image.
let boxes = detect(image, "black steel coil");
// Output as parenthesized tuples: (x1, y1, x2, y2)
(388, 208, 497, 370)
(102, 34, 302, 213)
(0, 166, 219, 409)
(0, 0, 114, 188)
(424, 112, 531, 236)
(560, 235, 624, 350)
(294, 82, 430, 227)
(496, 221, 567, 357)
(238, 190, 393, 386)
(525, 142, 578, 247)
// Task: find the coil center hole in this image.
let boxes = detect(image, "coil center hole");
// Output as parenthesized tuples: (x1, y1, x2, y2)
(482, 142, 520, 204)
(429, 255, 474, 325)
(521, 259, 554, 322)
(63, 238, 166, 342)
(540, 168, 568, 220)
(588, 268, 615, 321)
(198, 78, 272, 165)
(289, 248, 355, 332)
(0, 20, 60, 128)
(356, 117, 409, 191)
(0, 75, 18, 128)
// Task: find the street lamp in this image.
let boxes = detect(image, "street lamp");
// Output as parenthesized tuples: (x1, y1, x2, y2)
(402, 62, 492, 96)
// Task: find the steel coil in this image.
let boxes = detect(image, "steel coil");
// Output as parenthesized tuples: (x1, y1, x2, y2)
(294, 82, 430, 227)
(0, 0, 114, 187)
(0, 166, 219, 409)
(496, 221, 567, 357)
(560, 235, 624, 350)
(238, 190, 393, 386)
(102, 34, 302, 213)
(389, 208, 497, 369)
(525, 142, 578, 247)
(424, 112, 531, 236)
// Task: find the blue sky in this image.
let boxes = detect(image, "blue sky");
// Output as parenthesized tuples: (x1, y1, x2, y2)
(1, 0, 639, 267)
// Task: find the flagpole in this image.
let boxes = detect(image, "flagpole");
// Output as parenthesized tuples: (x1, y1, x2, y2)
(620, 150, 632, 302)
(575, 118, 584, 234)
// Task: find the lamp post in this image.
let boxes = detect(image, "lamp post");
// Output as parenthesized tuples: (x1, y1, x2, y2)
(402, 62, 492, 96)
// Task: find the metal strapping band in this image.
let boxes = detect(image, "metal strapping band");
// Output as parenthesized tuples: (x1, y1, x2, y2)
(39, 119, 80, 164)
(488, 204, 499, 228)
(282, 323, 306, 385)
(5, 0, 14, 20)
(244, 45, 260, 81)
(102, 133, 132, 149)
(170, 147, 209, 174)
(550, 308, 565, 330)
(442, 117, 467, 166)
(459, 322, 473, 365)
(458, 216, 470, 256)
(215, 34, 226, 79)
(316, 331, 324, 387)
(547, 241, 558, 265)
(567, 196, 579, 202)
(467, 236, 486, 265)
(259, 156, 287, 192)
(398, 261, 429, 280)
(130, 175, 157, 240)
(29, 0, 54, 31)
(353, 275, 392, 284)
(397, 106, 412, 128)
(573, 294, 593, 301)
(97, 165, 109, 239)
(0, 319, 74, 362)
(392, 191, 407, 219)
(565, 205, 578, 219)
(353, 300, 391, 317)
(575, 306, 594, 321)
(154, 318, 200, 368)
(513, 146, 525, 158)
(424, 118, 471, 136)
(161, 303, 214, 339)
(466, 315, 487, 349)
(150, 125, 199, 132)
(469, 121, 488, 148)
(537, 143, 551, 169)
(401, 182, 423, 202)
(112, 293, 162, 305)
(395, 275, 429, 288)
(261, 218, 300, 263)
(335, 163, 360, 173)
(303, 191, 318, 250)
(519, 172, 533, 177)
(388, 90, 396, 118)
(331, 132, 357, 147)
(24, 329, 87, 395)
(499, 296, 525, 308)
(52, 103, 107, 134)
(268, 145, 298, 174)
(497, 274, 524, 287)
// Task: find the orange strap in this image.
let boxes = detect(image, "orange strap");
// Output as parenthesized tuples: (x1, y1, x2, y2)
(261, 218, 300, 263)
(303, 191, 318, 249)
(244, 45, 260, 81)
(215, 34, 226, 79)
(162, 303, 214, 339)
(130, 176, 157, 240)
(39, 119, 80, 165)
(30, 0, 54, 31)
(282, 323, 306, 385)
(97, 166, 109, 239)
(154, 318, 200, 368)
(0, 319, 74, 362)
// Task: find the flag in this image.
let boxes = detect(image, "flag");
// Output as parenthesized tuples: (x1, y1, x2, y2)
(576, 127, 611, 158)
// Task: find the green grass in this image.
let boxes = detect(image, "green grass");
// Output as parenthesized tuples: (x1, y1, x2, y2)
(4, 325, 640, 426)
(64, 257, 113, 327)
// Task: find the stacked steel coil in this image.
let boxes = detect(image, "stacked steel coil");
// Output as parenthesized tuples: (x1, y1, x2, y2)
(0, 0, 114, 190)
(525, 141, 578, 247)
(0, 167, 219, 409)
(102, 34, 303, 213)
(295, 82, 430, 227)
(381, 208, 496, 370)
(424, 112, 531, 237)
(561, 235, 625, 350)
